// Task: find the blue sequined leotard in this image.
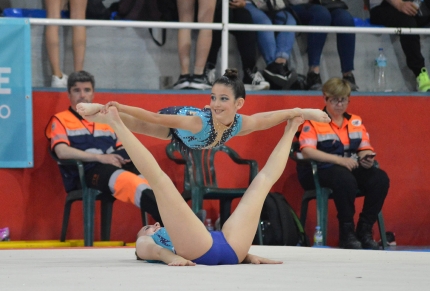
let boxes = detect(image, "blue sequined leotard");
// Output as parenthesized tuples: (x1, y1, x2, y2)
(158, 106, 243, 150)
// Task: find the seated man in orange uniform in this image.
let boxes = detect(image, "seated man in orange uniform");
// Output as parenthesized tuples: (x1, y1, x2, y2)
(45, 70, 162, 224)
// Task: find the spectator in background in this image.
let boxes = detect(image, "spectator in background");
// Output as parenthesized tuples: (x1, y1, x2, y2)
(290, 1, 358, 91)
(245, 0, 298, 90)
(173, 0, 216, 90)
(46, 71, 163, 224)
(206, 0, 270, 91)
(296, 77, 389, 249)
(368, 0, 430, 92)
(45, 0, 87, 88)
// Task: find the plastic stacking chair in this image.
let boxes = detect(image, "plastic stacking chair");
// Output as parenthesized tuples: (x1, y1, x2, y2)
(49, 148, 113, 246)
(289, 142, 388, 249)
(166, 143, 263, 244)
(49, 148, 147, 246)
(60, 187, 115, 243)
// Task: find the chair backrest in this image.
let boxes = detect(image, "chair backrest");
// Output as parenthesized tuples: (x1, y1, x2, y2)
(165, 143, 258, 191)
(165, 144, 222, 189)
(289, 141, 319, 170)
(189, 147, 218, 188)
(289, 141, 302, 162)
(48, 146, 88, 192)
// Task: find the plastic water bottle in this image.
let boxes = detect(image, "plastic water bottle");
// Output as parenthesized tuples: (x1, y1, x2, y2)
(413, 0, 423, 16)
(374, 48, 387, 92)
(205, 219, 214, 231)
(313, 226, 323, 247)
(0, 227, 10, 241)
(215, 214, 221, 231)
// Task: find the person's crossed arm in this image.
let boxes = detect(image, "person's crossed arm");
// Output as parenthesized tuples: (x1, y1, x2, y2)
(386, 0, 419, 16)
(54, 143, 129, 168)
(50, 116, 129, 168)
(230, 0, 246, 9)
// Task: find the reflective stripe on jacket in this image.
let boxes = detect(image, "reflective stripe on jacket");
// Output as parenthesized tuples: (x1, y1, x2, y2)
(298, 112, 373, 175)
(45, 108, 120, 191)
(308, 113, 363, 158)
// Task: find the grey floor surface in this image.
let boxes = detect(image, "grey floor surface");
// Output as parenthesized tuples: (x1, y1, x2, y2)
(2, 245, 430, 290)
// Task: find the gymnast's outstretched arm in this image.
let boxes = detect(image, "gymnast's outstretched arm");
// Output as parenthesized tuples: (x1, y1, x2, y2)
(238, 108, 330, 136)
(77, 102, 203, 134)
(76, 102, 171, 139)
(136, 236, 196, 266)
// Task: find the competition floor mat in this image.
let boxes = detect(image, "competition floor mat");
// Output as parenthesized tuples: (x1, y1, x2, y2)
(1, 245, 429, 290)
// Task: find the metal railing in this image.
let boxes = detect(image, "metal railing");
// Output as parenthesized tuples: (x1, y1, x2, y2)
(28, 0, 430, 74)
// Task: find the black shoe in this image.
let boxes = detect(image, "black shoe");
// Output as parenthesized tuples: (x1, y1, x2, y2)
(379, 231, 396, 247)
(263, 62, 297, 89)
(244, 67, 270, 91)
(306, 72, 322, 91)
(356, 221, 379, 250)
(339, 222, 362, 249)
(173, 74, 191, 90)
(189, 74, 212, 90)
(343, 73, 359, 91)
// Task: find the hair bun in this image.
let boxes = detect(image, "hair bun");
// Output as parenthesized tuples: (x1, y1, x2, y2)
(223, 68, 239, 80)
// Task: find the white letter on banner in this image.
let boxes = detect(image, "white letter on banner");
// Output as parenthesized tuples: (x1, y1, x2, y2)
(0, 104, 11, 119)
(0, 67, 12, 95)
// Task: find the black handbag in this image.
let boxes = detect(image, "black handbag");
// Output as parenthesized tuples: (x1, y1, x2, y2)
(314, 0, 348, 11)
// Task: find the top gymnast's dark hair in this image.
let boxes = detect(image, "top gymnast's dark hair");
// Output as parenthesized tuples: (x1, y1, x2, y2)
(213, 68, 246, 100)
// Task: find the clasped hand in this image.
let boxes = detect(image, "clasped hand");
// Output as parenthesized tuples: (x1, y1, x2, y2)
(398, 1, 420, 16)
(98, 153, 130, 168)
(338, 156, 374, 171)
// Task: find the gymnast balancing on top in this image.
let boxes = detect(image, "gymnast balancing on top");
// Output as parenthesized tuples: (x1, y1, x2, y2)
(77, 68, 330, 150)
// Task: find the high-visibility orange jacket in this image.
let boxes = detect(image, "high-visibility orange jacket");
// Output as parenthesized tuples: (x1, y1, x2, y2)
(298, 110, 374, 171)
(45, 108, 122, 191)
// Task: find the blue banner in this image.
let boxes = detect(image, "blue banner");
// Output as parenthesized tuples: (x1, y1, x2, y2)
(0, 18, 33, 168)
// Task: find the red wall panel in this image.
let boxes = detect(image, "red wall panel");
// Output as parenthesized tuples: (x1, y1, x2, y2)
(0, 91, 429, 246)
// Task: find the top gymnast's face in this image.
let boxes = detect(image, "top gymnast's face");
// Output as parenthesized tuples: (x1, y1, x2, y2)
(68, 81, 94, 111)
(139, 222, 162, 236)
(210, 84, 244, 125)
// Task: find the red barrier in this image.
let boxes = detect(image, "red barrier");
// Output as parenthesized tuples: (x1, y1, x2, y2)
(0, 91, 429, 246)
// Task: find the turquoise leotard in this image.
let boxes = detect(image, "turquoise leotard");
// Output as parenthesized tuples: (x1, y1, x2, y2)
(159, 106, 242, 150)
(146, 228, 175, 263)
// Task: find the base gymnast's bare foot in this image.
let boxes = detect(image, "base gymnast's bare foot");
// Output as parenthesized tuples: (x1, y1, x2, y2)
(300, 109, 331, 123)
(76, 103, 103, 117)
(82, 106, 121, 126)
